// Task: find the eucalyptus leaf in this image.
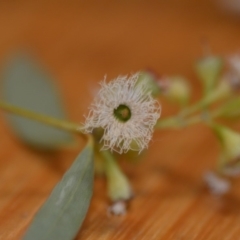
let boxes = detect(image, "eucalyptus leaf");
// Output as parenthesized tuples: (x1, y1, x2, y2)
(1, 54, 73, 149)
(23, 141, 94, 240)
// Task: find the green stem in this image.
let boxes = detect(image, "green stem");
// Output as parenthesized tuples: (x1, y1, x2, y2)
(155, 116, 182, 129)
(0, 101, 85, 136)
(156, 115, 200, 129)
(156, 81, 232, 130)
(156, 109, 224, 130)
(100, 150, 132, 201)
(180, 81, 231, 117)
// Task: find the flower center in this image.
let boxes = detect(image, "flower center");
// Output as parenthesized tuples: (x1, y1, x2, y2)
(114, 104, 131, 122)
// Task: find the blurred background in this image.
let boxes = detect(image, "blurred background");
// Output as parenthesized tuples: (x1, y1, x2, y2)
(0, 0, 240, 120)
(0, 0, 240, 239)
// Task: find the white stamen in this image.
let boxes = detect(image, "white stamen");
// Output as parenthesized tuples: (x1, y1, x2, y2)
(83, 73, 161, 153)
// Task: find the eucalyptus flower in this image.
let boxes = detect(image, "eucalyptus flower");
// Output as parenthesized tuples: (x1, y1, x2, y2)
(83, 74, 161, 153)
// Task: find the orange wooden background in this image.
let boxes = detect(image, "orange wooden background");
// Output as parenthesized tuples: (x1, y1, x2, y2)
(0, 1, 240, 239)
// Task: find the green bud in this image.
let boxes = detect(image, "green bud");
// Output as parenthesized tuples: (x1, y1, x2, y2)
(102, 151, 132, 201)
(195, 56, 223, 95)
(136, 71, 161, 97)
(212, 124, 240, 175)
(163, 76, 191, 106)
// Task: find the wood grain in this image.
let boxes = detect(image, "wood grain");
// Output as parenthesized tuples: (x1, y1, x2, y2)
(0, 1, 240, 239)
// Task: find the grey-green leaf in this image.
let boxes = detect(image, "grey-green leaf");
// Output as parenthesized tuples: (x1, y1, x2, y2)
(23, 142, 94, 240)
(1, 53, 73, 149)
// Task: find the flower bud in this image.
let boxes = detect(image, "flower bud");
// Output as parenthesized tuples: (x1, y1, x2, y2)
(136, 70, 161, 97)
(103, 151, 132, 201)
(212, 124, 240, 176)
(195, 56, 223, 95)
(160, 76, 191, 106)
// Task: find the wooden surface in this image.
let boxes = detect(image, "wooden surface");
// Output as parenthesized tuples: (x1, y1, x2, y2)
(1, 1, 240, 239)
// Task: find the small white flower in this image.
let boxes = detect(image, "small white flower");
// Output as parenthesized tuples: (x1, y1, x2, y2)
(203, 171, 231, 196)
(228, 54, 240, 75)
(108, 201, 127, 216)
(224, 54, 240, 90)
(83, 73, 161, 153)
